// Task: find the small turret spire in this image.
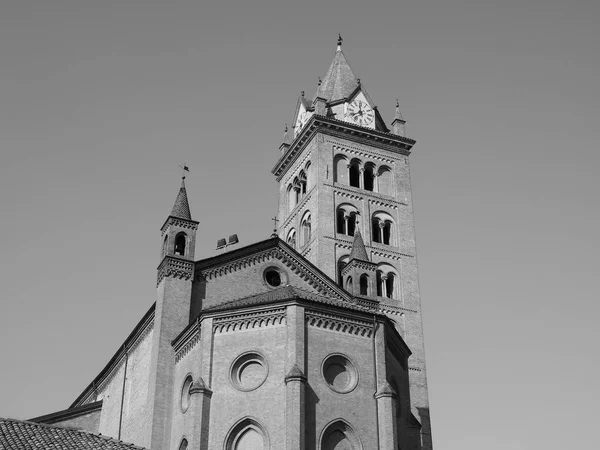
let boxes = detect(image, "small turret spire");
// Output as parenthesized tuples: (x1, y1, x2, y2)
(170, 178, 192, 220)
(392, 98, 406, 136)
(337, 33, 343, 51)
(349, 228, 370, 262)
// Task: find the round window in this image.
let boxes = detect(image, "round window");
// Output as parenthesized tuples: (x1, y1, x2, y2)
(265, 270, 281, 287)
(230, 352, 268, 392)
(322, 354, 358, 394)
(181, 375, 193, 413)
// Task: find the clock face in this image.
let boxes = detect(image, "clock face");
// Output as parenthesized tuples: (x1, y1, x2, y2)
(295, 111, 309, 136)
(347, 100, 374, 127)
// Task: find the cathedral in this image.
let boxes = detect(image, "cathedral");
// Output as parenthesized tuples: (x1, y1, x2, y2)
(18, 39, 433, 450)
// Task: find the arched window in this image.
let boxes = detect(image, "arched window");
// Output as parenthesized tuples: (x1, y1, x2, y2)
(334, 155, 349, 185)
(301, 211, 311, 247)
(377, 264, 398, 299)
(287, 185, 296, 212)
(225, 418, 268, 450)
(174, 233, 187, 256)
(337, 255, 349, 286)
(304, 161, 312, 191)
(162, 235, 168, 257)
(298, 170, 307, 196)
(320, 419, 361, 450)
(386, 273, 395, 299)
(360, 274, 369, 296)
(178, 439, 188, 450)
(336, 205, 358, 237)
(371, 212, 395, 246)
(378, 166, 393, 196)
(286, 229, 296, 249)
(349, 160, 361, 188)
(364, 163, 375, 191)
(346, 276, 353, 291)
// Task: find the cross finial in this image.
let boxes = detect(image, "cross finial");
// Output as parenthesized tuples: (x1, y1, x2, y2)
(272, 216, 279, 236)
(318, 76, 322, 86)
(337, 33, 343, 51)
(178, 163, 190, 180)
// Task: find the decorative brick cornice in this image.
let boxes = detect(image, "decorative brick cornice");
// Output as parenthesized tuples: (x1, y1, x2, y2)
(272, 115, 415, 180)
(160, 216, 199, 235)
(325, 183, 405, 208)
(330, 143, 398, 164)
(305, 310, 373, 338)
(378, 302, 418, 315)
(157, 256, 194, 286)
(341, 260, 377, 276)
(174, 321, 201, 364)
(213, 308, 286, 334)
(281, 187, 315, 229)
(198, 246, 348, 302)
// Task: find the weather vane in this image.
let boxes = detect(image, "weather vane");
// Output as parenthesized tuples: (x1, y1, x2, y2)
(178, 163, 190, 180)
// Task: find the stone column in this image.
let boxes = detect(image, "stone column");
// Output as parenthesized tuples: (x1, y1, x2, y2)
(373, 322, 398, 450)
(189, 378, 212, 450)
(285, 305, 306, 450)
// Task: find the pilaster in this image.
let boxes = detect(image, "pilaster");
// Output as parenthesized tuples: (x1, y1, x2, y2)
(285, 305, 306, 450)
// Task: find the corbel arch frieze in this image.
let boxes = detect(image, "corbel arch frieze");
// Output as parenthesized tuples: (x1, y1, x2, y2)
(330, 142, 397, 165)
(213, 308, 286, 334)
(305, 310, 373, 338)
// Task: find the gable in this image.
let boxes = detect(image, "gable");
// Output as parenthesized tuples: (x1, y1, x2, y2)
(192, 239, 350, 314)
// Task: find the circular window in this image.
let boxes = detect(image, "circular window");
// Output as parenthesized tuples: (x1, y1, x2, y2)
(265, 269, 281, 287)
(180, 375, 193, 413)
(322, 354, 358, 394)
(230, 352, 268, 392)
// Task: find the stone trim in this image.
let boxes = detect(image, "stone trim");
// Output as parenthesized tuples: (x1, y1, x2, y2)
(326, 236, 414, 260)
(213, 308, 286, 334)
(157, 256, 194, 286)
(306, 310, 373, 338)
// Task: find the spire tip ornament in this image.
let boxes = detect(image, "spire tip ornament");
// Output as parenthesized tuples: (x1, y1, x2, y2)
(337, 33, 343, 51)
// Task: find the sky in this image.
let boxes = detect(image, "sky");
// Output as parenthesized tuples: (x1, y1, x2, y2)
(1, 0, 599, 448)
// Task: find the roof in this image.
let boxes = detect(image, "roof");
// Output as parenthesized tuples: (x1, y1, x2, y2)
(316, 48, 359, 103)
(169, 179, 192, 220)
(348, 229, 370, 262)
(0, 418, 148, 450)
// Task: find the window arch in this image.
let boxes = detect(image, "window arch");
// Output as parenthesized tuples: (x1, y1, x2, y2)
(298, 170, 307, 196)
(225, 418, 269, 450)
(336, 204, 359, 237)
(334, 155, 349, 185)
(320, 419, 362, 450)
(371, 212, 395, 246)
(286, 229, 296, 249)
(346, 276, 353, 291)
(178, 438, 188, 450)
(174, 233, 187, 256)
(301, 211, 311, 247)
(337, 255, 349, 286)
(363, 163, 376, 192)
(349, 159, 361, 188)
(377, 166, 393, 196)
(376, 264, 399, 299)
(359, 274, 369, 296)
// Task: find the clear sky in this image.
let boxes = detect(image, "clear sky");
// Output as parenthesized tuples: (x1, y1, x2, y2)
(1, 1, 598, 449)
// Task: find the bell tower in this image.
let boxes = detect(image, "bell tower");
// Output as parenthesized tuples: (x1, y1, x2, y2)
(147, 177, 199, 449)
(272, 38, 433, 449)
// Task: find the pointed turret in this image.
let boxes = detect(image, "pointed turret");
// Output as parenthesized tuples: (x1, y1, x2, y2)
(349, 229, 369, 262)
(170, 179, 192, 220)
(315, 35, 360, 103)
(391, 99, 406, 137)
(280, 124, 291, 153)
